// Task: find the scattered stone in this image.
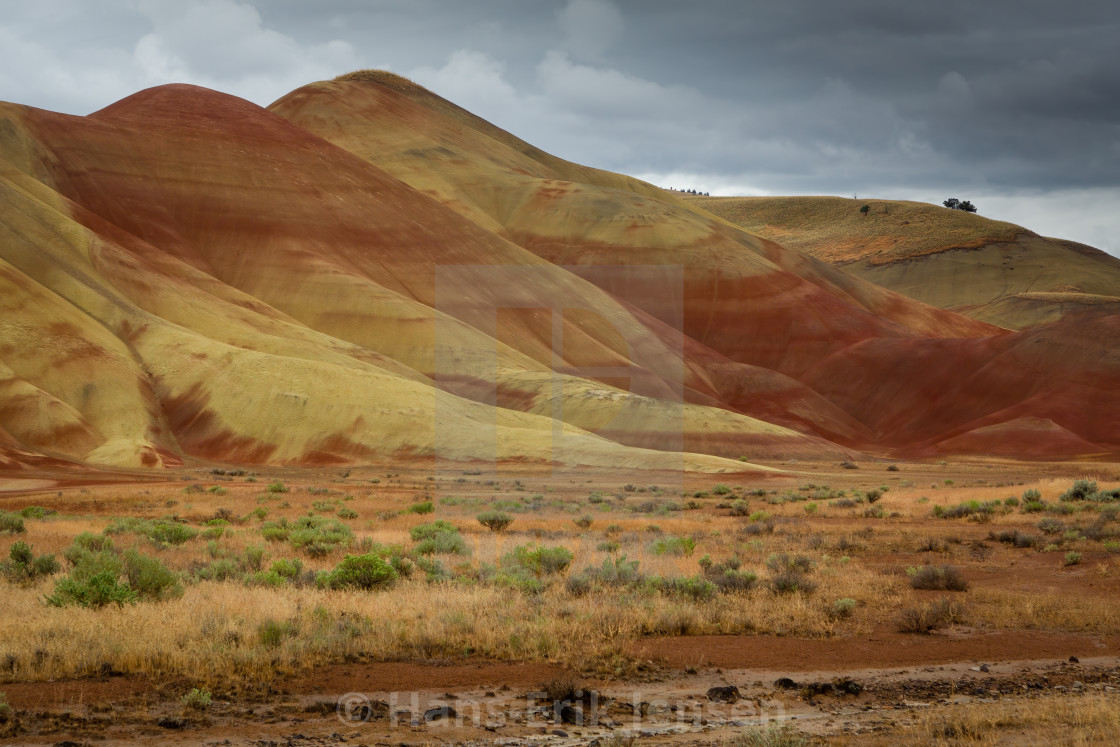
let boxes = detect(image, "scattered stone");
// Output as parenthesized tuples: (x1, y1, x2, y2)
(551, 729, 568, 737)
(157, 716, 187, 730)
(774, 677, 800, 690)
(980, 665, 990, 673)
(706, 685, 741, 703)
(425, 706, 456, 723)
(558, 704, 583, 725)
(1070, 656, 1080, 663)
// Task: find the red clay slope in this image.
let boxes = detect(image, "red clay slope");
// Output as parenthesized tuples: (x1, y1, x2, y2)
(270, 75, 1120, 459)
(0, 80, 1116, 464)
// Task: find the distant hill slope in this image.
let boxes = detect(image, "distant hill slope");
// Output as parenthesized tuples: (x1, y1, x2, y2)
(689, 195, 1120, 329)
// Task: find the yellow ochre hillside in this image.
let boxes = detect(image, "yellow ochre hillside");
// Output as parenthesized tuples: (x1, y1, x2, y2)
(0, 72, 1118, 471)
(690, 195, 1120, 329)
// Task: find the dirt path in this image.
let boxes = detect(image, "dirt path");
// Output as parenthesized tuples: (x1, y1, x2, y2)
(3, 633, 1119, 745)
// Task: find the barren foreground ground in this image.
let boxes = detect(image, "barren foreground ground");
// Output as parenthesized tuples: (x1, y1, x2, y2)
(2, 457, 1119, 745)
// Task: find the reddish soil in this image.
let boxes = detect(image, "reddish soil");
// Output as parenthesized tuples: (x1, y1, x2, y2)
(282, 660, 566, 697)
(631, 630, 1118, 671)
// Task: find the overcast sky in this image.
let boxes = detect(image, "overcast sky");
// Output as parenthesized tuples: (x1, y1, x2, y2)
(2, 0, 1118, 254)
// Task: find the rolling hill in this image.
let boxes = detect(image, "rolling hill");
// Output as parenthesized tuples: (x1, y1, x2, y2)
(690, 195, 1120, 330)
(0, 73, 1117, 470)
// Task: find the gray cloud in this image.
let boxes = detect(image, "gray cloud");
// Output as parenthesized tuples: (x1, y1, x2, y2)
(0, 0, 1117, 252)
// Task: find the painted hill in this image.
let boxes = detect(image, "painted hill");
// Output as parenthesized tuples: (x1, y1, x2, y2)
(0, 74, 1117, 469)
(689, 195, 1120, 330)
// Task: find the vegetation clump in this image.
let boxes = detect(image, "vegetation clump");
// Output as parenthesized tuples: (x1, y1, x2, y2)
(477, 511, 514, 532)
(46, 538, 181, 608)
(0, 541, 59, 585)
(410, 521, 469, 555)
(908, 565, 969, 591)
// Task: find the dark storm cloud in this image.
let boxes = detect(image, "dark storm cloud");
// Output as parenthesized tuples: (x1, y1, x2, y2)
(0, 0, 1117, 250)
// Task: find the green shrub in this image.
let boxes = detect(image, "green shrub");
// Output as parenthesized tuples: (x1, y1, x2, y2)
(415, 531, 469, 556)
(661, 575, 717, 601)
(288, 515, 353, 556)
(409, 520, 458, 542)
(712, 484, 733, 496)
(729, 499, 751, 517)
(258, 618, 294, 646)
(407, 501, 434, 515)
(650, 535, 696, 557)
(122, 549, 182, 601)
(182, 687, 212, 710)
(267, 481, 289, 494)
(0, 512, 26, 535)
(69, 532, 113, 555)
(243, 544, 265, 572)
(0, 691, 11, 721)
(503, 545, 574, 577)
(477, 511, 514, 532)
(19, 506, 55, 519)
(572, 515, 594, 530)
(46, 569, 137, 608)
(260, 520, 291, 542)
(105, 517, 198, 546)
(1061, 480, 1098, 502)
(337, 507, 359, 520)
(318, 552, 399, 590)
(0, 541, 59, 585)
(195, 558, 239, 581)
(245, 570, 287, 588)
(572, 555, 644, 592)
(271, 558, 303, 579)
(709, 568, 758, 593)
(833, 598, 858, 619)
(1064, 551, 1082, 566)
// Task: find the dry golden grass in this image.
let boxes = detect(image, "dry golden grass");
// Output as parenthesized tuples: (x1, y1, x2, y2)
(862, 693, 1120, 746)
(2, 466, 1119, 687)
